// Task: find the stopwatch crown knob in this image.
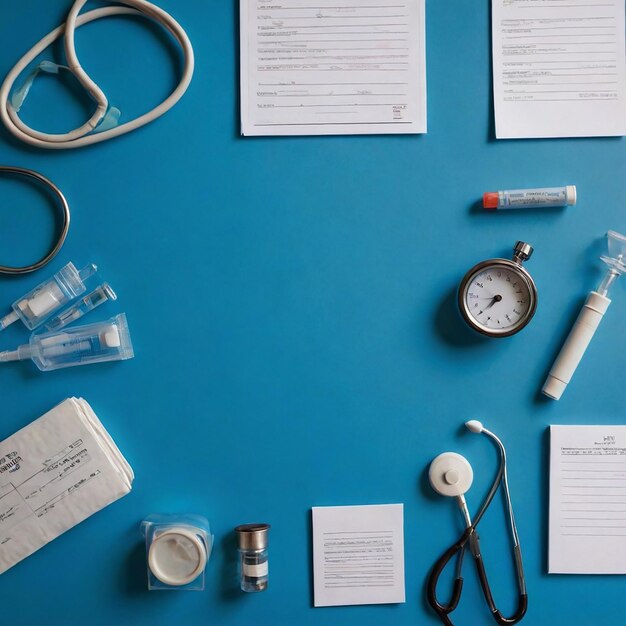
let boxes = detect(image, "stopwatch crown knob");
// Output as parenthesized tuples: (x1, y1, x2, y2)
(513, 241, 533, 264)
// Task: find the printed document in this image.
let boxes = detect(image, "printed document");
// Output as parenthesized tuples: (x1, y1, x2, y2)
(0, 398, 133, 574)
(549, 425, 626, 574)
(492, 0, 626, 138)
(240, 1, 426, 135)
(312, 503, 405, 606)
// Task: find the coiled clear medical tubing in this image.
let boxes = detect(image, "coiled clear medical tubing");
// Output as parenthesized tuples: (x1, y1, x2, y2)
(0, 0, 194, 149)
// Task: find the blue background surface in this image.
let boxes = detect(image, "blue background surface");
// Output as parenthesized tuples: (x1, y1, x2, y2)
(0, 1, 625, 624)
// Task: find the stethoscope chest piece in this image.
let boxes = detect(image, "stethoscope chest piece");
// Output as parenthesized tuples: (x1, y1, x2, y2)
(429, 452, 473, 497)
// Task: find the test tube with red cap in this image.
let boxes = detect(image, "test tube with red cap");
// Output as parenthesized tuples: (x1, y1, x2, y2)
(483, 186, 576, 210)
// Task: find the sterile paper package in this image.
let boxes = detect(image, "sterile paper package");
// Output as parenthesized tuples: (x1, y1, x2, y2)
(0, 397, 133, 574)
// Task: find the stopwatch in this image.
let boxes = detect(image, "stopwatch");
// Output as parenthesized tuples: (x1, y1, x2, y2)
(458, 241, 537, 337)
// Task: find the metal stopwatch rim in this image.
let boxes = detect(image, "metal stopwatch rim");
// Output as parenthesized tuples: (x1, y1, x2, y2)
(0, 165, 70, 275)
(458, 257, 538, 338)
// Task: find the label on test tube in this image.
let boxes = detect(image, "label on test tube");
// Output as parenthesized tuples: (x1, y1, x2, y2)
(243, 562, 268, 577)
(483, 186, 576, 210)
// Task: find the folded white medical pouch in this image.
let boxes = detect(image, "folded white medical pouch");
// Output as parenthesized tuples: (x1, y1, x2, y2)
(0, 397, 133, 573)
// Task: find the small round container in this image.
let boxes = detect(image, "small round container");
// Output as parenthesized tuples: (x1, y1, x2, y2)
(148, 526, 207, 587)
(235, 523, 270, 592)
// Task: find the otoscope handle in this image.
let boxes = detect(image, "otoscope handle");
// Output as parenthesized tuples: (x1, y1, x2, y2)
(543, 291, 610, 400)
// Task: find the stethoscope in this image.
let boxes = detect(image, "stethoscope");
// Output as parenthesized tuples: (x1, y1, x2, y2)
(0, 166, 70, 275)
(427, 420, 527, 626)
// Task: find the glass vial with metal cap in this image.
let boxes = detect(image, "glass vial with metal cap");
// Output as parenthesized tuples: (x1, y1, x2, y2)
(235, 523, 270, 592)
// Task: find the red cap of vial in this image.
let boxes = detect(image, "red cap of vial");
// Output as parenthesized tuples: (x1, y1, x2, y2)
(483, 192, 499, 210)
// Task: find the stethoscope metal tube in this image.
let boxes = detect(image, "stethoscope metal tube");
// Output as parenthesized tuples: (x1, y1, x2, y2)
(0, 166, 70, 275)
(427, 421, 527, 626)
(481, 426, 527, 598)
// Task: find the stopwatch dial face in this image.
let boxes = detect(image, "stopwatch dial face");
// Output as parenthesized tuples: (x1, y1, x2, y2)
(464, 265, 532, 335)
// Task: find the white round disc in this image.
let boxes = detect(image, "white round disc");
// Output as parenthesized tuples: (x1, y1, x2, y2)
(148, 527, 207, 586)
(429, 452, 473, 497)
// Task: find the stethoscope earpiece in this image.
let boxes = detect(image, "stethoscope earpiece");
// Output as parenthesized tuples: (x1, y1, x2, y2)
(465, 419, 484, 434)
(428, 452, 473, 498)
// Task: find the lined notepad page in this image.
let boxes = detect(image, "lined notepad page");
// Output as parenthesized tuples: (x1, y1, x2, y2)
(312, 504, 405, 606)
(240, 0, 427, 136)
(492, 0, 626, 138)
(549, 425, 626, 574)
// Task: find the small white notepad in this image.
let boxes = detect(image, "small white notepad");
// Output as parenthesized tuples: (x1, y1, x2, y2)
(0, 398, 133, 574)
(492, 0, 626, 138)
(312, 503, 405, 607)
(549, 425, 626, 574)
(240, 1, 427, 136)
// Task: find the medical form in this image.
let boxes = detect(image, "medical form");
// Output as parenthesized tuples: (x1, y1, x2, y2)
(549, 425, 626, 574)
(492, 0, 626, 138)
(0, 398, 133, 574)
(240, 0, 426, 136)
(312, 504, 405, 606)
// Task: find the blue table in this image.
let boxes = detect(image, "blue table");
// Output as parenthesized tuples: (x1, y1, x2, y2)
(0, 2, 624, 624)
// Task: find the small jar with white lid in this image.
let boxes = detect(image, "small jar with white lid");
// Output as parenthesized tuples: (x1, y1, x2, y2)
(141, 514, 213, 591)
(235, 523, 270, 592)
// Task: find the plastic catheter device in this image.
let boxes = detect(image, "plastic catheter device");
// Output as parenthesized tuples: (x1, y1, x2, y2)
(0, 0, 194, 149)
(0, 262, 97, 331)
(43, 283, 116, 332)
(0, 313, 134, 371)
(543, 230, 626, 400)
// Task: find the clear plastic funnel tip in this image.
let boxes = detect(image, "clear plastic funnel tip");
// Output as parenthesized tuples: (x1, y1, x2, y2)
(598, 231, 626, 297)
(601, 230, 626, 274)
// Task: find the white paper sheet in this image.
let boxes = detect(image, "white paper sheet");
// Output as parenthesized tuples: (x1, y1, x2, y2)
(549, 425, 626, 574)
(0, 398, 133, 574)
(492, 0, 626, 138)
(240, 0, 426, 136)
(312, 503, 405, 606)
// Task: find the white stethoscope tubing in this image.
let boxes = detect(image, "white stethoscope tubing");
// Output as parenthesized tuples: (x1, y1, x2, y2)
(0, 0, 194, 149)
